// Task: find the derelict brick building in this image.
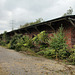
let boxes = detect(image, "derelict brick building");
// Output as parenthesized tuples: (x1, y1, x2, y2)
(0, 15, 75, 47)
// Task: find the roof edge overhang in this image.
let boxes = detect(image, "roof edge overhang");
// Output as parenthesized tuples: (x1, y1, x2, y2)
(0, 15, 75, 36)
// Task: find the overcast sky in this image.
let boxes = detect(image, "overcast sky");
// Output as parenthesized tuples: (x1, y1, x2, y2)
(0, 0, 75, 33)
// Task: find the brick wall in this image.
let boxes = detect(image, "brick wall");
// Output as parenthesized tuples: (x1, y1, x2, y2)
(26, 25, 73, 47)
(64, 26, 72, 47)
(71, 27, 75, 46)
(8, 23, 73, 48)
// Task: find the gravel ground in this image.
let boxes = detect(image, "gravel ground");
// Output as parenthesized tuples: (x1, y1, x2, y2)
(0, 46, 75, 75)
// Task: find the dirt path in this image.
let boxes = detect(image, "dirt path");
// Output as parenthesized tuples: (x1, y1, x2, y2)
(0, 65, 8, 75)
(0, 46, 75, 75)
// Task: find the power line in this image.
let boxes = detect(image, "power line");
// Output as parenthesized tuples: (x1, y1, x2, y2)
(10, 20, 15, 31)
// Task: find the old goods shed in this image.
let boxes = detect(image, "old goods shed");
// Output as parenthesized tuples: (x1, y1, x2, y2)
(0, 15, 75, 47)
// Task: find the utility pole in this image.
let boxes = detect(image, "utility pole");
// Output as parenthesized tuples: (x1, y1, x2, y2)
(10, 20, 15, 31)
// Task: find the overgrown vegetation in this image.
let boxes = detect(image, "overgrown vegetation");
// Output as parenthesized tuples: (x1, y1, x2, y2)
(20, 18, 43, 28)
(0, 26, 75, 65)
(0, 31, 10, 46)
(33, 31, 48, 49)
(50, 26, 68, 60)
(63, 7, 73, 16)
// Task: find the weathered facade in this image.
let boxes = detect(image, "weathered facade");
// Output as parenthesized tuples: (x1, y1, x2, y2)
(0, 15, 75, 47)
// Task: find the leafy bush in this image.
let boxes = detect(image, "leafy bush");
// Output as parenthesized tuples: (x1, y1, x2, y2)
(2, 31, 8, 42)
(15, 43, 22, 51)
(15, 35, 34, 51)
(50, 26, 67, 50)
(23, 38, 34, 48)
(37, 50, 45, 55)
(37, 31, 48, 43)
(0, 41, 6, 46)
(0, 31, 10, 46)
(9, 34, 22, 49)
(44, 48, 56, 58)
(7, 43, 11, 49)
(58, 49, 68, 59)
(37, 48, 56, 58)
(33, 31, 48, 48)
(33, 35, 39, 45)
(68, 46, 75, 64)
(69, 53, 75, 64)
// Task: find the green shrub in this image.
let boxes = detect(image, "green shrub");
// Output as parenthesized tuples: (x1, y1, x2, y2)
(23, 38, 34, 48)
(37, 50, 45, 56)
(37, 48, 56, 58)
(15, 43, 22, 51)
(9, 34, 22, 49)
(7, 43, 11, 49)
(40, 43, 48, 48)
(49, 26, 67, 59)
(69, 53, 75, 64)
(2, 31, 8, 42)
(0, 31, 10, 46)
(20, 47, 36, 56)
(20, 46, 26, 51)
(14, 35, 27, 51)
(37, 31, 48, 43)
(44, 49, 56, 58)
(58, 49, 68, 59)
(33, 31, 48, 48)
(15, 35, 34, 51)
(50, 26, 67, 50)
(33, 35, 39, 45)
(68, 47, 75, 64)
(0, 41, 6, 46)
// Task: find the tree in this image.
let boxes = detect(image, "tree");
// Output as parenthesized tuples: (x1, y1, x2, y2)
(63, 7, 73, 16)
(50, 26, 67, 59)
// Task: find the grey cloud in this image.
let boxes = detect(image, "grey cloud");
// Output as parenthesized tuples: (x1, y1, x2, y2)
(0, 0, 75, 33)
(4, 0, 57, 12)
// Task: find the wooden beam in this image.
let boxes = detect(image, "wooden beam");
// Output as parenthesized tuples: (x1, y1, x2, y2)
(68, 18, 75, 27)
(34, 26, 40, 32)
(25, 29, 29, 33)
(46, 22, 55, 32)
(68, 17, 75, 21)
